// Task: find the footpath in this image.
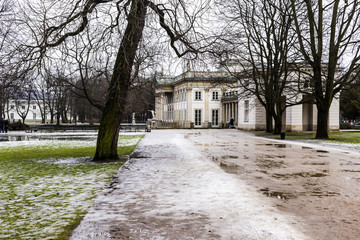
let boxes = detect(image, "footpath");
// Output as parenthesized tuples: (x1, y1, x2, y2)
(71, 130, 310, 240)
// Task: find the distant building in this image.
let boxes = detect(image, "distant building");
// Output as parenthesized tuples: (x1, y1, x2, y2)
(5, 99, 71, 125)
(6, 99, 50, 124)
(155, 68, 340, 131)
(155, 71, 235, 128)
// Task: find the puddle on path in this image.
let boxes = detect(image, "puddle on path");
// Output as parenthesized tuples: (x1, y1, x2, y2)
(302, 161, 329, 166)
(302, 146, 313, 150)
(130, 152, 150, 158)
(212, 156, 239, 162)
(316, 150, 329, 153)
(310, 190, 340, 198)
(256, 158, 285, 169)
(211, 156, 244, 174)
(260, 188, 298, 200)
(184, 132, 201, 139)
(256, 143, 291, 148)
(272, 172, 328, 179)
(260, 186, 339, 200)
(340, 160, 360, 166)
(342, 170, 360, 173)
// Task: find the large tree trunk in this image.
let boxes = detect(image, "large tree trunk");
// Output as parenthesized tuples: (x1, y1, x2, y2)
(93, 0, 147, 161)
(315, 101, 330, 139)
(273, 114, 282, 135)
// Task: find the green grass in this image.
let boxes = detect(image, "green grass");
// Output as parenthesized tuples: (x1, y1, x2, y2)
(254, 131, 360, 144)
(0, 134, 144, 240)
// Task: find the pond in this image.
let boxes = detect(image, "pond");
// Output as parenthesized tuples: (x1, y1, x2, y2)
(0, 133, 98, 142)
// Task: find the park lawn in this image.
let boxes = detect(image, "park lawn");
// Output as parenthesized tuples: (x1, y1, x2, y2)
(255, 131, 360, 144)
(0, 134, 143, 240)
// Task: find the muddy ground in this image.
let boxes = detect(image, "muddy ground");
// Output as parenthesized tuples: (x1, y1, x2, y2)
(71, 129, 360, 240)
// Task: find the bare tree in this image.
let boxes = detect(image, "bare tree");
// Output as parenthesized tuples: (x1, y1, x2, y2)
(0, 0, 19, 119)
(14, 86, 32, 124)
(340, 68, 360, 121)
(215, 0, 299, 134)
(291, 0, 360, 139)
(18, 0, 212, 160)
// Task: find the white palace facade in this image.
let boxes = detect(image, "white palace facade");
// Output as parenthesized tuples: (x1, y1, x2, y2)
(155, 69, 340, 131)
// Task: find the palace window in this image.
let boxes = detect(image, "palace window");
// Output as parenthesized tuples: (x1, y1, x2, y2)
(195, 109, 202, 126)
(212, 91, 219, 100)
(212, 109, 219, 126)
(195, 91, 202, 100)
(244, 100, 249, 122)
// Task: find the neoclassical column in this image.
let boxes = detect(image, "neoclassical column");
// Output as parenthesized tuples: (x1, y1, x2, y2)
(235, 102, 238, 124)
(226, 103, 229, 122)
(232, 102, 235, 120)
(204, 88, 210, 127)
(223, 103, 226, 123)
(186, 87, 192, 127)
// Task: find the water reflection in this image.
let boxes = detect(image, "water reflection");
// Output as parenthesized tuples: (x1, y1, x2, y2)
(0, 134, 97, 142)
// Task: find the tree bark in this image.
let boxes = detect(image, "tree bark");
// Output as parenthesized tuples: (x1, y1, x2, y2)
(93, 0, 147, 161)
(273, 115, 282, 135)
(315, 101, 329, 139)
(265, 105, 273, 133)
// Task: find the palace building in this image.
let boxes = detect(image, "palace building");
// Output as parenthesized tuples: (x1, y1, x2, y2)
(154, 68, 340, 131)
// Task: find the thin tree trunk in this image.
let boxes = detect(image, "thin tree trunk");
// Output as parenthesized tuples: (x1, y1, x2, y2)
(94, 0, 147, 161)
(265, 105, 273, 133)
(273, 96, 286, 135)
(56, 111, 61, 125)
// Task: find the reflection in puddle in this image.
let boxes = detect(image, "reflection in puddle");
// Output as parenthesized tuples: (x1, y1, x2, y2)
(219, 162, 243, 174)
(272, 172, 328, 179)
(212, 156, 239, 161)
(316, 150, 329, 153)
(130, 152, 149, 158)
(302, 162, 328, 166)
(260, 187, 339, 199)
(311, 191, 340, 198)
(212, 156, 242, 174)
(256, 143, 290, 148)
(340, 160, 360, 166)
(260, 188, 297, 200)
(342, 170, 360, 173)
(256, 158, 285, 169)
(184, 132, 201, 139)
(302, 146, 313, 149)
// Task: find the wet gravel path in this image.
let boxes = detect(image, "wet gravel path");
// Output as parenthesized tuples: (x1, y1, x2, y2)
(71, 129, 360, 240)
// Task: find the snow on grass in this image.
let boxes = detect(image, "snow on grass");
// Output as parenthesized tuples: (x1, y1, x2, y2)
(0, 132, 141, 150)
(1, 172, 110, 239)
(0, 133, 144, 239)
